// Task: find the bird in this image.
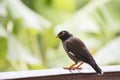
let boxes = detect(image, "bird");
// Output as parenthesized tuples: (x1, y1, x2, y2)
(56, 30, 103, 75)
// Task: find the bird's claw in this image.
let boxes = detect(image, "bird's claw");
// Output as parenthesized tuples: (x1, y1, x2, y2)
(74, 67, 82, 70)
(63, 67, 82, 70)
(63, 67, 75, 70)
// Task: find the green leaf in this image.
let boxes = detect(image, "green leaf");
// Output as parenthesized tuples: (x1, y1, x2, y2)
(7, 35, 40, 65)
(0, 37, 7, 59)
(7, 0, 51, 30)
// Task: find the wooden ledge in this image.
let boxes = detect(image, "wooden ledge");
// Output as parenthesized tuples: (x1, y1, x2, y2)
(0, 65, 120, 80)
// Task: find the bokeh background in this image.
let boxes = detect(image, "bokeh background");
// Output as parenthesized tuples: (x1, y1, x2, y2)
(0, 0, 120, 71)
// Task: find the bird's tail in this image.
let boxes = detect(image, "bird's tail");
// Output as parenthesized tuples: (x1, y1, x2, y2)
(90, 61, 103, 75)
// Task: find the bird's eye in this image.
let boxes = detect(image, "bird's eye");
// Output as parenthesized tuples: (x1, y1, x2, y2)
(57, 31, 66, 37)
(61, 32, 65, 36)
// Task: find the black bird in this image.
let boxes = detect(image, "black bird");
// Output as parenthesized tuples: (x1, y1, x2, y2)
(56, 30, 103, 75)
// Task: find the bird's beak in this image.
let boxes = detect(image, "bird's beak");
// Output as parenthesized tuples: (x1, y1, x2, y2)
(56, 35, 59, 38)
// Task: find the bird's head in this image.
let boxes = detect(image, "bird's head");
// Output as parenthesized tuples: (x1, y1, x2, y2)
(56, 30, 73, 41)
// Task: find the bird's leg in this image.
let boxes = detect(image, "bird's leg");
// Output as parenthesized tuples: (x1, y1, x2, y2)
(75, 62, 84, 70)
(64, 63, 76, 70)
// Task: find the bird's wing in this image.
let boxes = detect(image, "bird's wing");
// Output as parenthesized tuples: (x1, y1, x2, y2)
(65, 37, 94, 64)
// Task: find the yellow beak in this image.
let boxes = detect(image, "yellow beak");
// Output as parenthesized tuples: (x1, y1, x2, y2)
(56, 35, 59, 38)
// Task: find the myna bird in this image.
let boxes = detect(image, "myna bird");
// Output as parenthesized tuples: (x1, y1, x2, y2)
(56, 30, 103, 75)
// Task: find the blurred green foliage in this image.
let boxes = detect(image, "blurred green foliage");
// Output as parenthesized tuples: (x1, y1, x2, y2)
(0, 0, 120, 71)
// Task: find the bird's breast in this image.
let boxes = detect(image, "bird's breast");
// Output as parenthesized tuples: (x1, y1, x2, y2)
(62, 38, 81, 63)
(67, 51, 80, 63)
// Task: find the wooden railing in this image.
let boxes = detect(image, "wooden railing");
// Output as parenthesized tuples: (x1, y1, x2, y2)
(0, 65, 120, 80)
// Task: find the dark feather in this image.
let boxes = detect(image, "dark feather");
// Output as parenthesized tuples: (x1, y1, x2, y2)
(63, 37, 93, 64)
(57, 31, 103, 75)
(63, 36, 103, 74)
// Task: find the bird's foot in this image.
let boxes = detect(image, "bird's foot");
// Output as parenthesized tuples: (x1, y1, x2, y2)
(63, 63, 76, 70)
(63, 67, 76, 70)
(74, 67, 82, 70)
(63, 63, 83, 70)
(63, 67, 82, 71)
(74, 62, 83, 70)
